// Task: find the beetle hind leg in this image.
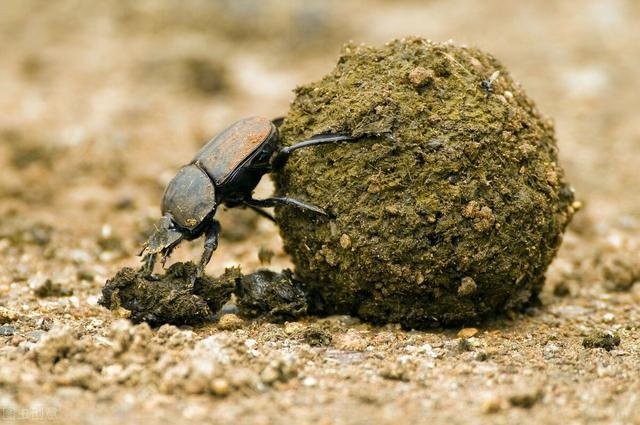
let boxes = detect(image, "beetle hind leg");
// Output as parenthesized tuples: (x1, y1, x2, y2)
(271, 134, 359, 170)
(243, 203, 277, 222)
(244, 196, 328, 216)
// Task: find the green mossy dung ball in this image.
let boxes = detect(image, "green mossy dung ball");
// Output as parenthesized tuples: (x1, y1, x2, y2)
(274, 38, 575, 327)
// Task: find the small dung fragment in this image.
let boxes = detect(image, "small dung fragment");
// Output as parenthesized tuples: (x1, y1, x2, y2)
(258, 247, 275, 265)
(99, 262, 235, 326)
(582, 331, 621, 351)
(235, 269, 307, 322)
(194, 266, 240, 313)
(600, 250, 640, 292)
(508, 389, 542, 408)
(296, 325, 332, 347)
(33, 278, 73, 298)
(552, 281, 571, 297)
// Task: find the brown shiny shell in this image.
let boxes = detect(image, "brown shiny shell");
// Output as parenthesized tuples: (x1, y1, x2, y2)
(193, 117, 275, 186)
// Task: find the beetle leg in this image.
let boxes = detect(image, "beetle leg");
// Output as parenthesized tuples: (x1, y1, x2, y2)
(160, 245, 177, 268)
(197, 219, 221, 277)
(271, 134, 358, 170)
(244, 196, 327, 216)
(140, 253, 159, 280)
(242, 202, 276, 222)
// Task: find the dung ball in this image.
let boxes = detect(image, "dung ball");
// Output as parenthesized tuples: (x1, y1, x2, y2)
(274, 38, 575, 327)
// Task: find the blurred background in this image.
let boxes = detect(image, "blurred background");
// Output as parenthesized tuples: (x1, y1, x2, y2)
(1, 0, 639, 278)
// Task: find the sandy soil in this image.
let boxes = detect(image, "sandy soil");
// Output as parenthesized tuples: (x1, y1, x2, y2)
(1, 1, 639, 424)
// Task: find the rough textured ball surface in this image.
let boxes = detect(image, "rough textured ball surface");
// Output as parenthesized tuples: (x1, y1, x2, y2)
(274, 38, 575, 327)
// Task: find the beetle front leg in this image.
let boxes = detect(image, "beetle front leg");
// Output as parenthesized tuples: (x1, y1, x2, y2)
(197, 219, 221, 277)
(140, 253, 159, 280)
(160, 245, 178, 268)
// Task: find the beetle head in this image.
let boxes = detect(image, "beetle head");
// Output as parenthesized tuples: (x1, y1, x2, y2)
(162, 164, 217, 231)
(140, 215, 184, 258)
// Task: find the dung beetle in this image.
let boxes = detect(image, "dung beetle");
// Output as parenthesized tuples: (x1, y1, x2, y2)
(140, 116, 358, 277)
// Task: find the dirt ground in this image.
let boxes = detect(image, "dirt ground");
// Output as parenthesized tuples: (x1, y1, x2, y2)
(1, 1, 639, 424)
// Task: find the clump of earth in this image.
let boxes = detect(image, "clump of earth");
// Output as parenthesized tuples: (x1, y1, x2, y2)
(274, 37, 576, 327)
(99, 262, 237, 325)
(100, 262, 308, 325)
(236, 269, 308, 322)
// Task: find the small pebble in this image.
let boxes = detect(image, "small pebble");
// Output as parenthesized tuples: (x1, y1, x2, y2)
(0, 325, 16, 336)
(0, 307, 19, 324)
(284, 322, 305, 335)
(10, 335, 25, 346)
(260, 366, 280, 385)
(217, 314, 244, 331)
(458, 277, 477, 296)
(457, 327, 479, 338)
(210, 378, 230, 396)
(26, 330, 46, 342)
(38, 316, 54, 331)
(379, 363, 410, 381)
(333, 329, 368, 351)
(408, 66, 435, 87)
(543, 343, 561, 360)
(302, 376, 317, 387)
(339, 234, 352, 249)
(602, 313, 615, 323)
(481, 397, 502, 414)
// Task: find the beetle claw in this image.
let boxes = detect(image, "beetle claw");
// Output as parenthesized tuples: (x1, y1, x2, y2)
(140, 253, 158, 279)
(160, 250, 170, 269)
(188, 267, 202, 286)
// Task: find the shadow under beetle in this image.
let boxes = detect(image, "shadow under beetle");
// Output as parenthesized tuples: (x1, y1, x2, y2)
(140, 116, 359, 277)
